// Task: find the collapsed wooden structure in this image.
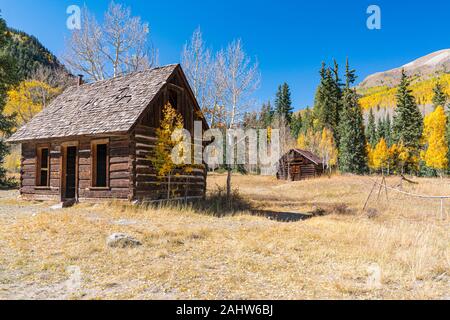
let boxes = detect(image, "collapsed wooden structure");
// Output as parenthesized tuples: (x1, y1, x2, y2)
(8, 64, 209, 202)
(276, 149, 324, 181)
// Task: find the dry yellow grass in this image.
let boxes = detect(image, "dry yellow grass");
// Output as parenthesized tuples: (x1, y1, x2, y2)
(0, 174, 448, 299)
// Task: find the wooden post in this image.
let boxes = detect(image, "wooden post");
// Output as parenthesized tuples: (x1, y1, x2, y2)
(383, 176, 389, 202)
(363, 178, 378, 212)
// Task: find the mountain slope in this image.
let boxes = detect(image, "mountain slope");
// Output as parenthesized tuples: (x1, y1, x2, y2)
(358, 50, 450, 110)
(1, 28, 70, 81)
(359, 49, 450, 89)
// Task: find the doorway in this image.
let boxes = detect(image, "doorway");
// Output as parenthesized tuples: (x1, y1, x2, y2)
(63, 146, 78, 199)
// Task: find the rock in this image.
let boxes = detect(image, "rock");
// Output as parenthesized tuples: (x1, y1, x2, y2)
(106, 233, 142, 248)
(50, 199, 76, 210)
(50, 203, 64, 210)
(112, 219, 138, 226)
(366, 208, 379, 219)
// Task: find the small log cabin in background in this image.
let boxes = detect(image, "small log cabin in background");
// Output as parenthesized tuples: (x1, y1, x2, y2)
(8, 64, 209, 202)
(277, 149, 324, 181)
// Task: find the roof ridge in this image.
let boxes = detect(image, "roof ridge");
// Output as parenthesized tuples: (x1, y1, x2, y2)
(74, 63, 179, 89)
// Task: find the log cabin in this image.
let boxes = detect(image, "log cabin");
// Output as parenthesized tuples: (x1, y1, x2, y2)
(7, 64, 209, 202)
(276, 149, 324, 181)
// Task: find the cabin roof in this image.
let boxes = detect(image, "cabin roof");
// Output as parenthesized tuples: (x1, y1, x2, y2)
(291, 149, 323, 165)
(8, 64, 182, 143)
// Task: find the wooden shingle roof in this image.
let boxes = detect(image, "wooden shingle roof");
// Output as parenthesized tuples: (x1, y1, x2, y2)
(292, 149, 323, 165)
(8, 64, 179, 142)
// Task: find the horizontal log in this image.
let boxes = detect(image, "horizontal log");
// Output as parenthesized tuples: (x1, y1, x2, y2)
(22, 158, 36, 165)
(111, 135, 129, 142)
(110, 179, 130, 188)
(136, 159, 153, 166)
(79, 157, 91, 165)
(110, 171, 130, 179)
(135, 134, 157, 142)
(79, 171, 91, 180)
(50, 179, 60, 188)
(136, 166, 157, 175)
(136, 174, 204, 183)
(22, 179, 35, 186)
(79, 188, 129, 199)
(79, 180, 90, 189)
(110, 147, 129, 157)
(110, 140, 129, 149)
(21, 194, 59, 201)
(135, 189, 204, 199)
(110, 163, 129, 172)
(22, 164, 36, 172)
(110, 157, 129, 164)
(50, 172, 60, 179)
(136, 149, 152, 156)
(134, 126, 156, 136)
(21, 187, 59, 195)
(79, 164, 91, 173)
(21, 172, 35, 179)
(136, 181, 205, 188)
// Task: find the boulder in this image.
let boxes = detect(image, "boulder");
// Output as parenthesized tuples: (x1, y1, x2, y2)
(106, 233, 142, 248)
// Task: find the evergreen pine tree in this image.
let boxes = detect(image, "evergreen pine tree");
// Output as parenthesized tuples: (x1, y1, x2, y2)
(392, 69, 423, 172)
(366, 108, 377, 147)
(0, 16, 18, 184)
(313, 61, 343, 145)
(290, 112, 303, 138)
(275, 83, 293, 123)
(301, 106, 314, 133)
(331, 59, 343, 143)
(384, 114, 392, 146)
(313, 62, 327, 127)
(338, 59, 367, 174)
(259, 100, 273, 128)
(432, 81, 448, 108)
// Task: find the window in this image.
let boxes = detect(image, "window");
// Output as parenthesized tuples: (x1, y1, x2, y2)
(91, 140, 109, 188)
(36, 147, 50, 187)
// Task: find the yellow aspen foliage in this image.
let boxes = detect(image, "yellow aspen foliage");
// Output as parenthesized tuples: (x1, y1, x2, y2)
(319, 128, 338, 168)
(366, 143, 375, 171)
(5, 80, 60, 126)
(148, 103, 186, 199)
(151, 102, 184, 177)
(359, 74, 450, 110)
(297, 129, 321, 155)
(297, 133, 307, 149)
(389, 143, 409, 174)
(422, 106, 448, 170)
(372, 138, 390, 172)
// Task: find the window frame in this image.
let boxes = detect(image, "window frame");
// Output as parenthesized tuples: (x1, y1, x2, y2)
(36, 144, 51, 188)
(90, 139, 110, 189)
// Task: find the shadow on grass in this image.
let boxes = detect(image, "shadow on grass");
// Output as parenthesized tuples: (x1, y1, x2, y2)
(250, 210, 313, 222)
(192, 186, 317, 222)
(193, 186, 252, 216)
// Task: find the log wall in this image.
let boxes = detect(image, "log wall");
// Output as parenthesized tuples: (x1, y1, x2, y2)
(277, 151, 323, 181)
(132, 124, 207, 201)
(20, 134, 131, 201)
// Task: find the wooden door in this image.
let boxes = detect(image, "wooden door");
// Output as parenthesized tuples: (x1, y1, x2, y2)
(62, 145, 78, 200)
(65, 146, 77, 199)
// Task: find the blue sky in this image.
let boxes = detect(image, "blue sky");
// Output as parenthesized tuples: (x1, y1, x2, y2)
(1, 0, 449, 111)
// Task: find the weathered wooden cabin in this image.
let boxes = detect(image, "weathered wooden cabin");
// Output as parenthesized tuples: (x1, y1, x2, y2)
(8, 64, 209, 202)
(276, 149, 324, 181)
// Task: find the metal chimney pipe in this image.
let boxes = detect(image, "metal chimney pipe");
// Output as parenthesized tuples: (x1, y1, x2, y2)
(77, 74, 84, 86)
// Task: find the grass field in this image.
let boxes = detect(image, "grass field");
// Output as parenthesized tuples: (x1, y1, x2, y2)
(0, 174, 448, 299)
